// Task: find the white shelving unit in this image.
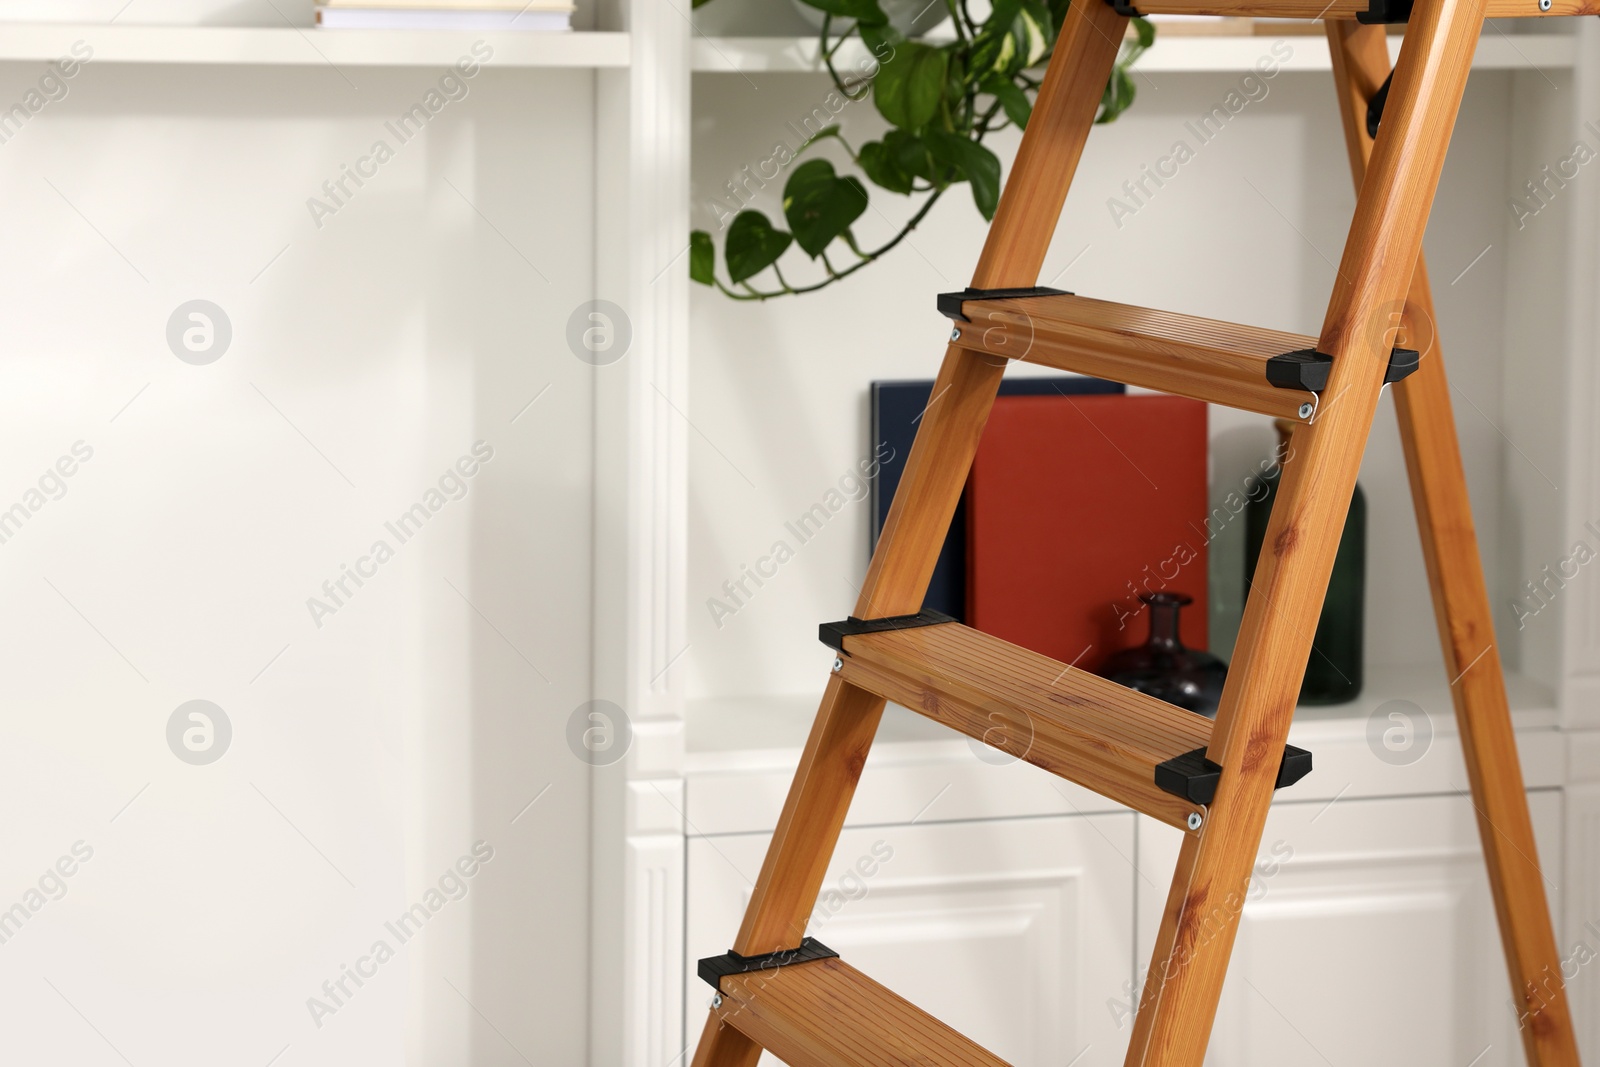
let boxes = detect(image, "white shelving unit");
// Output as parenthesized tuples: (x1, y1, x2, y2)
(0, 10, 641, 1066)
(39, 7, 1582, 1064)
(614, 14, 1600, 1067)
(0, 23, 629, 66)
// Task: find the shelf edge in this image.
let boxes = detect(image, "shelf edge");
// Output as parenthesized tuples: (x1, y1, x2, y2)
(691, 32, 1574, 74)
(0, 24, 631, 68)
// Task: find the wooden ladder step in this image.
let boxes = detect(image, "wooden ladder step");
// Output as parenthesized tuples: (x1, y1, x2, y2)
(827, 616, 1214, 829)
(710, 953, 1012, 1067)
(944, 289, 1416, 419)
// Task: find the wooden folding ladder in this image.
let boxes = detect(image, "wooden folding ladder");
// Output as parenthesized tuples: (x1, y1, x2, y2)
(689, 0, 1586, 1062)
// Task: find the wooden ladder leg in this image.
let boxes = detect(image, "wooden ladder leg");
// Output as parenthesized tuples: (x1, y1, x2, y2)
(1124, 2, 1487, 1063)
(1325, 20, 1583, 1065)
(688, 4, 1129, 1065)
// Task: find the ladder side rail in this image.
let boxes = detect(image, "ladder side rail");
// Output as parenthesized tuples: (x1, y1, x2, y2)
(690, 5, 1127, 1065)
(1328, 19, 1583, 1065)
(731, 0, 1131, 964)
(856, 0, 1131, 618)
(1124, 0, 1488, 1062)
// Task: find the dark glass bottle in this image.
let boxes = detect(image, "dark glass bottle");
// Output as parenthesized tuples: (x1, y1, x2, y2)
(1099, 592, 1227, 716)
(1244, 419, 1366, 705)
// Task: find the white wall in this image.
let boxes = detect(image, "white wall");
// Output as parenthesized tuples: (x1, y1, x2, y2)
(0, 58, 595, 1066)
(685, 58, 1541, 708)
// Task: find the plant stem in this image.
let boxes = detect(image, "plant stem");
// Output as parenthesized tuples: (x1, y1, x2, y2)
(713, 189, 947, 300)
(945, 0, 969, 40)
(820, 15, 871, 101)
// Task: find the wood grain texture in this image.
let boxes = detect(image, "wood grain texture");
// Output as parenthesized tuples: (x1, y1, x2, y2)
(968, 0, 1131, 291)
(714, 957, 1013, 1067)
(731, 675, 887, 955)
(859, 0, 1129, 619)
(952, 292, 1320, 419)
(1329, 19, 1582, 1066)
(691, 1010, 763, 1067)
(692, 676, 887, 1067)
(1124, 1, 1487, 1063)
(689, 7, 1128, 1066)
(838, 622, 1209, 829)
(1130, 0, 1597, 16)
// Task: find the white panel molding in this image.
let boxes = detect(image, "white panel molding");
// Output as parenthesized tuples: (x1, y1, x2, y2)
(629, 778, 686, 837)
(591, 0, 690, 1057)
(1141, 793, 1564, 1065)
(624, 834, 687, 1067)
(685, 816, 1138, 1067)
(1559, 30, 1600, 1061)
(1565, 735, 1600, 1061)
(1560, 21, 1600, 727)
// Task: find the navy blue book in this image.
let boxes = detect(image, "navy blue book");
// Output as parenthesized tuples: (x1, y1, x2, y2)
(869, 375, 1125, 621)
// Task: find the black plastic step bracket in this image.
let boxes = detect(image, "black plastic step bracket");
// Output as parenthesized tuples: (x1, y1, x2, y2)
(1265, 349, 1334, 392)
(1357, 0, 1412, 23)
(1154, 744, 1313, 806)
(937, 286, 1072, 323)
(1266, 346, 1420, 392)
(1384, 345, 1421, 383)
(698, 938, 839, 991)
(1366, 69, 1395, 139)
(819, 610, 957, 655)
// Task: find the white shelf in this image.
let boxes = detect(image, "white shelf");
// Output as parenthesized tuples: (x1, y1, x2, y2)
(0, 23, 629, 67)
(691, 31, 1573, 74)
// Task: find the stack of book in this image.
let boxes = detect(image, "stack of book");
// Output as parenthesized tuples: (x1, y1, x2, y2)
(316, 0, 574, 31)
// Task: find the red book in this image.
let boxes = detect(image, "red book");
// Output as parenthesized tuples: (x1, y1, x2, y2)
(966, 393, 1210, 671)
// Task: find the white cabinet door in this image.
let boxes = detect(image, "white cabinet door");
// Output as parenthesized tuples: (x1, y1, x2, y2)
(1136, 790, 1563, 1066)
(686, 813, 1137, 1067)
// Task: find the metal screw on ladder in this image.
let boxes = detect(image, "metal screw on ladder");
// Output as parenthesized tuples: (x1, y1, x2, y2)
(1539, 0, 1552, 10)
(1298, 402, 1315, 419)
(712, 994, 722, 1009)
(1187, 812, 1204, 831)
(832, 657, 843, 673)
(950, 327, 961, 341)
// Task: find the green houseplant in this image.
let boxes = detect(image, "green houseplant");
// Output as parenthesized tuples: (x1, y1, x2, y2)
(689, 0, 1153, 300)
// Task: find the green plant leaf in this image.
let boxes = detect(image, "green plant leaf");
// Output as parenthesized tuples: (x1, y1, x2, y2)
(985, 0, 1024, 33)
(1020, 0, 1055, 47)
(967, 34, 1003, 79)
(887, 129, 937, 183)
(796, 0, 888, 23)
(858, 19, 904, 61)
(1097, 19, 1154, 123)
(969, 0, 1021, 77)
(982, 74, 1032, 129)
(725, 211, 793, 283)
(1000, 4, 1048, 74)
(858, 140, 915, 194)
(783, 159, 869, 257)
(1098, 65, 1137, 124)
(926, 130, 1001, 219)
(689, 230, 715, 286)
(943, 50, 967, 109)
(873, 42, 948, 130)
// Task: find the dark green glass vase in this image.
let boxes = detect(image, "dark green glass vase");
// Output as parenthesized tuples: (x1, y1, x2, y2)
(1244, 420, 1366, 705)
